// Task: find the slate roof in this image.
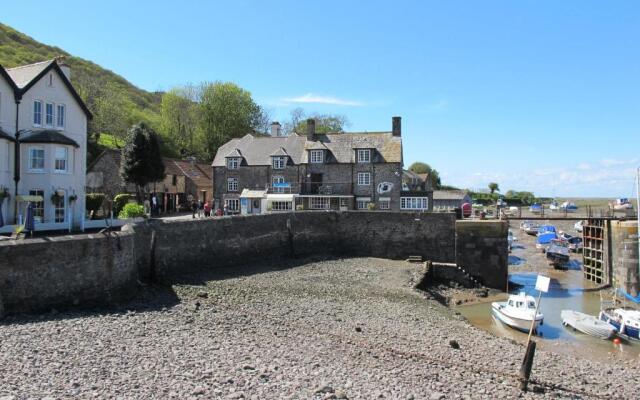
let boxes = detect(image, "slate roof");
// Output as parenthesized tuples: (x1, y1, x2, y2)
(0, 128, 15, 142)
(19, 129, 80, 147)
(433, 190, 469, 200)
(5, 60, 53, 88)
(212, 131, 402, 166)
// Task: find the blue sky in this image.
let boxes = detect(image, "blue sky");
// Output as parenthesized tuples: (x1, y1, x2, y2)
(3, 1, 639, 197)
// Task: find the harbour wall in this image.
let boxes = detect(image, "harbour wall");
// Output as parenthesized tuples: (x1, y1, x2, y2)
(0, 212, 508, 316)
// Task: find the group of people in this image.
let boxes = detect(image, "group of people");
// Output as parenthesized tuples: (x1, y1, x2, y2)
(190, 199, 229, 219)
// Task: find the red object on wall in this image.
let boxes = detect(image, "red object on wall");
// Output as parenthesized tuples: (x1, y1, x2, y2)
(462, 202, 472, 218)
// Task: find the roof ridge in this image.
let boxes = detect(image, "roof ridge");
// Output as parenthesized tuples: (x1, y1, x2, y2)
(6, 59, 55, 71)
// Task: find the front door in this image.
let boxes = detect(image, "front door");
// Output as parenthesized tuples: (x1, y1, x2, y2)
(310, 173, 323, 194)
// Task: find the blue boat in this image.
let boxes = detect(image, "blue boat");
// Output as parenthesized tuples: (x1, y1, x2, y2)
(529, 203, 543, 214)
(536, 225, 557, 249)
(599, 309, 640, 340)
(560, 201, 578, 213)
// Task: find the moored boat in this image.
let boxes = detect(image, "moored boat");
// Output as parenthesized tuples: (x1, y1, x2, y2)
(560, 201, 578, 213)
(561, 310, 616, 340)
(549, 201, 560, 212)
(536, 225, 557, 250)
(529, 203, 543, 214)
(609, 198, 633, 211)
(524, 222, 540, 236)
(599, 308, 640, 340)
(546, 239, 570, 267)
(491, 292, 544, 332)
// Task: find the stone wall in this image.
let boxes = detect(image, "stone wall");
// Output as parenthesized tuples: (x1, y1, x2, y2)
(455, 220, 509, 290)
(0, 230, 137, 315)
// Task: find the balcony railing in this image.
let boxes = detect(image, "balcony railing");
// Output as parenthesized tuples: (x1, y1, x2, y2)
(241, 182, 355, 195)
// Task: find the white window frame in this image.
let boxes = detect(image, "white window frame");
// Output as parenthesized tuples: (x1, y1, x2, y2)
(272, 175, 285, 193)
(226, 157, 239, 169)
(56, 104, 65, 129)
(33, 100, 42, 126)
(310, 197, 330, 210)
(357, 172, 371, 186)
(54, 146, 69, 173)
(356, 197, 371, 210)
(227, 177, 238, 192)
(357, 149, 371, 163)
(271, 201, 292, 212)
(401, 197, 429, 211)
(45, 102, 54, 127)
(378, 198, 390, 210)
(272, 156, 286, 169)
(29, 189, 44, 223)
(225, 198, 240, 211)
(310, 150, 323, 164)
(54, 190, 66, 223)
(28, 146, 45, 172)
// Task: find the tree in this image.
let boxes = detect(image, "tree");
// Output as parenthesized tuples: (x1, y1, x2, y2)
(283, 109, 350, 135)
(198, 82, 266, 160)
(488, 182, 500, 194)
(161, 86, 199, 156)
(408, 162, 442, 189)
(92, 82, 133, 146)
(120, 123, 166, 199)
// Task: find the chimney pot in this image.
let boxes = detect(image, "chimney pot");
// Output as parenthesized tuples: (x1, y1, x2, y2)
(392, 116, 401, 137)
(56, 56, 71, 80)
(306, 118, 316, 141)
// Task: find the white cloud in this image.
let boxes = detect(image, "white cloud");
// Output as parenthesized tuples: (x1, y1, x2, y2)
(576, 163, 591, 170)
(280, 93, 363, 107)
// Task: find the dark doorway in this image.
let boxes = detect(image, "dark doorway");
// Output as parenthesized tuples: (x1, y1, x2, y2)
(310, 173, 323, 194)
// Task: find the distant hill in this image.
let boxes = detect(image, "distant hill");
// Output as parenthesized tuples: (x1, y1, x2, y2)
(0, 22, 162, 138)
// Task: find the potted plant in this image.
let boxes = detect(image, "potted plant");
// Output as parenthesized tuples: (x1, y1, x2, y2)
(367, 202, 376, 211)
(69, 194, 78, 203)
(51, 191, 64, 203)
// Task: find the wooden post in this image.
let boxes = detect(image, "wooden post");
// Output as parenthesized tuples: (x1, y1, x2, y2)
(520, 290, 542, 391)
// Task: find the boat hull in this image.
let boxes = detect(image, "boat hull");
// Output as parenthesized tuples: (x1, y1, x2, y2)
(492, 303, 542, 332)
(561, 310, 615, 340)
(599, 311, 640, 340)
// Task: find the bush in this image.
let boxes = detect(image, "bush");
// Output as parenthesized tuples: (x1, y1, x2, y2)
(113, 193, 133, 216)
(85, 193, 106, 219)
(367, 202, 376, 210)
(118, 203, 146, 219)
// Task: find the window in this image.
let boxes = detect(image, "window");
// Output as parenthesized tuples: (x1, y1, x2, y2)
(28, 147, 45, 171)
(271, 201, 292, 212)
(33, 100, 42, 126)
(272, 156, 286, 169)
(225, 198, 239, 211)
(356, 197, 371, 210)
(227, 177, 238, 192)
(53, 190, 65, 223)
(400, 197, 429, 210)
(29, 189, 44, 223)
(45, 103, 54, 126)
(54, 147, 68, 173)
(56, 104, 65, 128)
(379, 198, 390, 210)
(227, 157, 239, 169)
(310, 197, 330, 210)
(357, 149, 371, 163)
(357, 172, 371, 186)
(310, 150, 323, 164)
(272, 175, 285, 193)
(48, 73, 53, 86)
(340, 198, 349, 208)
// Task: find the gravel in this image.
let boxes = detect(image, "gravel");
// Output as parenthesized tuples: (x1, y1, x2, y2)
(1, 256, 638, 399)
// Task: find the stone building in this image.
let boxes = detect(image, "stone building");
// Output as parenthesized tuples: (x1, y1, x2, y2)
(87, 149, 213, 212)
(0, 58, 90, 230)
(433, 190, 472, 211)
(212, 117, 414, 213)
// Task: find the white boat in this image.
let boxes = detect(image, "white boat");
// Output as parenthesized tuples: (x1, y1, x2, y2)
(491, 292, 544, 332)
(574, 220, 583, 233)
(549, 201, 560, 212)
(561, 310, 616, 340)
(599, 308, 640, 340)
(560, 201, 578, 213)
(609, 198, 633, 211)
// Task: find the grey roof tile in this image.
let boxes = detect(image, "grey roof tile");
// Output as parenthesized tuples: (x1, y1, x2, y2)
(6, 60, 54, 88)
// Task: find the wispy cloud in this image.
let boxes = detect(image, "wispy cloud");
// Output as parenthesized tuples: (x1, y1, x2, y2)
(281, 93, 363, 107)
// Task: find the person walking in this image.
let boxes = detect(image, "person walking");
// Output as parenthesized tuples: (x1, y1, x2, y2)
(191, 200, 198, 219)
(198, 199, 204, 218)
(204, 201, 211, 217)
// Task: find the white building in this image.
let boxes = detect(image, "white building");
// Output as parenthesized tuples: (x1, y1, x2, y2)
(0, 58, 91, 231)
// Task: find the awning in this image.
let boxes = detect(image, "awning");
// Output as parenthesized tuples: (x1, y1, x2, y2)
(16, 195, 44, 202)
(266, 193, 295, 201)
(240, 189, 267, 198)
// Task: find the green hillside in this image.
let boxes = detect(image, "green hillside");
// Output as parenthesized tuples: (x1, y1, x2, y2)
(0, 22, 162, 151)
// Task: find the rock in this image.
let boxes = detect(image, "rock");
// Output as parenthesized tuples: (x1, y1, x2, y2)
(197, 291, 209, 299)
(430, 393, 445, 400)
(242, 365, 255, 370)
(192, 386, 206, 395)
(355, 327, 362, 332)
(334, 390, 348, 399)
(226, 393, 245, 399)
(449, 339, 460, 349)
(531, 385, 545, 394)
(315, 385, 335, 394)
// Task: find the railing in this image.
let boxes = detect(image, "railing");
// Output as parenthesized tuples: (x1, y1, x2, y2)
(241, 182, 355, 196)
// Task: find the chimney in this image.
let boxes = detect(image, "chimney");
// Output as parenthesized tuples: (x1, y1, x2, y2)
(306, 118, 316, 141)
(270, 121, 282, 136)
(55, 56, 71, 80)
(392, 116, 401, 137)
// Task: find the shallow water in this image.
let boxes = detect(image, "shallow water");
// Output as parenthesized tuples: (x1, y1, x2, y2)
(458, 272, 640, 360)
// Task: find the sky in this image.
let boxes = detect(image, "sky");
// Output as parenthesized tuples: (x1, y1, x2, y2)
(2, 1, 639, 197)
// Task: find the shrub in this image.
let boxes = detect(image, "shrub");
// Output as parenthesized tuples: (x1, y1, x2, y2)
(367, 202, 376, 210)
(118, 203, 146, 219)
(86, 193, 106, 219)
(113, 193, 133, 216)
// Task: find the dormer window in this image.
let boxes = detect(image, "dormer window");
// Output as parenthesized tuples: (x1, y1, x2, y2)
(227, 157, 240, 169)
(272, 156, 286, 169)
(310, 150, 323, 164)
(357, 149, 371, 163)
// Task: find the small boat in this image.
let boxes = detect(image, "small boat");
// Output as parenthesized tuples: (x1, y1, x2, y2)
(560, 201, 578, 213)
(574, 220, 583, 233)
(609, 198, 634, 211)
(546, 239, 570, 267)
(536, 225, 557, 250)
(561, 310, 616, 340)
(529, 203, 543, 214)
(599, 308, 640, 340)
(523, 222, 540, 236)
(492, 292, 544, 332)
(549, 201, 560, 212)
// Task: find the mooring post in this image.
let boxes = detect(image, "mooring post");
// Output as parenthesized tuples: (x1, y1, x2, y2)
(519, 340, 537, 391)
